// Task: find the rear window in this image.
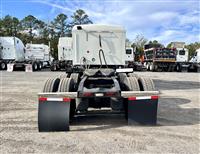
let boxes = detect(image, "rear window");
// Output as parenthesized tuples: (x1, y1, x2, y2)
(179, 50, 185, 55)
(126, 49, 132, 54)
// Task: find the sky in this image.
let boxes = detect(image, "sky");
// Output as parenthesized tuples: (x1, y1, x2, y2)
(0, 0, 200, 45)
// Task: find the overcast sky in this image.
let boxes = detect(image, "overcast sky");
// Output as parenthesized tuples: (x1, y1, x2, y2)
(1, 0, 199, 45)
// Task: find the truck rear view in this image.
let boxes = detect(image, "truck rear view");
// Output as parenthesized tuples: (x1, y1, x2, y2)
(38, 24, 159, 132)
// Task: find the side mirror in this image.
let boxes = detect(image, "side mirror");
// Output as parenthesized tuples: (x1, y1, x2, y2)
(77, 26, 82, 30)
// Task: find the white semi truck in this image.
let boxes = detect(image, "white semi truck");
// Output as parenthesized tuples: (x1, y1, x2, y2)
(25, 43, 51, 68)
(38, 24, 159, 132)
(171, 42, 200, 72)
(50, 37, 73, 71)
(0, 37, 24, 70)
(0, 37, 50, 71)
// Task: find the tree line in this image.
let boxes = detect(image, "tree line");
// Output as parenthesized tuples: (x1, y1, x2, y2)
(0, 9, 92, 58)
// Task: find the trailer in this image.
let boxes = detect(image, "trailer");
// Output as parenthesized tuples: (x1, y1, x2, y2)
(143, 47, 176, 71)
(38, 24, 159, 132)
(50, 37, 73, 71)
(0, 37, 48, 72)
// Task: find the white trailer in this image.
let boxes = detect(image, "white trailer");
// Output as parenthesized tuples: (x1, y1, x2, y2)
(50, 37, 73, 71)
(0, 37, 24, 70)
(25, 43, 51, 68)
(38, 24, 159, 132)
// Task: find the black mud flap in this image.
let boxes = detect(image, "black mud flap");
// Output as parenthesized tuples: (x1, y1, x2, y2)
(127, 97, 158, 125)
(38, 100, 70, 132)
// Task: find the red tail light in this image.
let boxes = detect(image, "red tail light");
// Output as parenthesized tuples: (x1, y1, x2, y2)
(151, 96, 159, 100)
(39, 97, 47, 101)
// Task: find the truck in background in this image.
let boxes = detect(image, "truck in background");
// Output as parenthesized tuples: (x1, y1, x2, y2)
(0, 37, 25, 70)
(0, 36, 50, 71)
(143, 45, 177, 71)
(25, 43, 51, 69)
(170, 42, 200, 72)
(50, 37, 73, 71)
(125, 47, 145, 71)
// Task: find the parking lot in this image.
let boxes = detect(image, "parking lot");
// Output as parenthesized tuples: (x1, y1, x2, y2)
(0, 71, 199, 153)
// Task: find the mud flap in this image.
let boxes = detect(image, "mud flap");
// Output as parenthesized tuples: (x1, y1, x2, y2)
(7, 64, 14, 72)
(38, 99, 70, 132)
(127, 96, 158, 125)
(25, 64, 33, 72)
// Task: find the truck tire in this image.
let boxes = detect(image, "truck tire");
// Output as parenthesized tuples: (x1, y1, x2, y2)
(37, 62, 42, 70)
(32, 61, 38, 71)
(123, 76, 140, 91)
(138, 77, 155, 91)
(43, 78, 60, 92)
(149, 63, 154, 71)
(129, 77, 140, 91)
(58, 78, 76, 124)
(70, 73, 79, 90)
(59, 73, 68, 78)
(128, 73, 139, 78)
(118, 73, 127, 88)
(0, 62, 7, 70)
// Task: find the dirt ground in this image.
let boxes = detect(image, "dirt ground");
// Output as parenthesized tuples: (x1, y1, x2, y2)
(0, 71, 199, 153)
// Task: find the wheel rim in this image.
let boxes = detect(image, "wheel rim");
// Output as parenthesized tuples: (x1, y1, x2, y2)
(1, 63, 6, 69)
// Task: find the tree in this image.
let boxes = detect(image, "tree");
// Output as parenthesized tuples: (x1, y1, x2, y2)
(12, 17, 20, 36)
(51, 13, 68, 37)
(1, 15, 13, 36)
(185, 42, 200, 57)
(71, 9, 92, 27)
(131, 35, 148, 61)
(147, 40, 163, 48)
(20, 15, 44, 39)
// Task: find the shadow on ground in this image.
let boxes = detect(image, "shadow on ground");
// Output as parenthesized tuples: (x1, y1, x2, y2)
(70, 97, 200, 131)
(154, 80, 200, 90)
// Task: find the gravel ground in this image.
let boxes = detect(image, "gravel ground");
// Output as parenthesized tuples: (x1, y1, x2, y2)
(0, 71, 200, 153)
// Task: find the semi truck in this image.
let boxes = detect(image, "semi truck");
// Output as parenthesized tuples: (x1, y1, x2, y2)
(170, 42, 200, 72)
(38, 24, 159, 132)
(125, 47, 145, 71)
(0, 37, 50, 71)
(50, 37, 73, 71)
(25, 43, 51, 68)
(0, 37, 25, 70)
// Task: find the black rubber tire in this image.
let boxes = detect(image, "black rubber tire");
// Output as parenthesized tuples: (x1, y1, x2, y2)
(32, 61, 38, 71)
(138, 77, 155, 91)
(43, 78, 60, 92)
(128, 73, 139, 78)
(58, 78, 76, 121)
(37, 62, 42, 70)
(129, 77, 140, 91)
(118, 73, 127, 89)
(0, 62, 7, 70)
(59, 73, 68, 78)
(70, 73, 79, 90)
